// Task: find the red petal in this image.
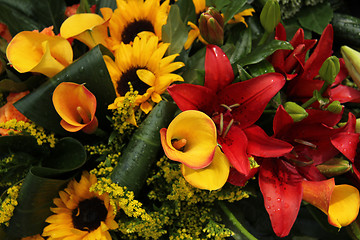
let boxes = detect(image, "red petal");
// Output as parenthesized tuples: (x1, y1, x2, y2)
(218, 126, 250, 176)
(218, 73, 285, 128)
(275, 23, 286, 41)
(333, 58, 348, 85)
(331, 132, 360, 162)
(227, 167, 258, 187)
(259, 159, 303, 237)
(329, 85, 360, 103)
(204, 44, 234, 92)
(244, 125, 293, 157)
(301, 24, 333, 81)
(273, 105, 293, 137)
(167, 84, 218, 115)
(304, 108, 343, 127)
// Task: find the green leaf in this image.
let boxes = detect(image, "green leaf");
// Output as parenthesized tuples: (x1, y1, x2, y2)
(0, 0, 66, 35)
(236, 40, 293, 67)
(96, 0, 117, 10)
(5, 137, 86, 238)
(221, 0, 247, 24)
(14, 45, 116, 135)
(0, 75, 47, 93)
(246, 60, 275, 77)
(162, 5, 188, 55)
(229, 27, 252, 64)
(297, 2, 333, 35)
(176, 0, 196, 24)
(110, 100, 178, 195)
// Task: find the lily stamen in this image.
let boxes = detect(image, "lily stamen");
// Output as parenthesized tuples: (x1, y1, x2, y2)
(222, 119, 234, 138)
(219, 113, 224, 135)
(172, 138, 187, 151)
(294, 139, 317, 149)
(76, 106, 91, 124)
(229, 103, 240, 108)
(220, 104, 232, 111)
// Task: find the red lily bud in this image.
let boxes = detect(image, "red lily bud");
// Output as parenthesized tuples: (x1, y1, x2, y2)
(199, 7, 224, 46)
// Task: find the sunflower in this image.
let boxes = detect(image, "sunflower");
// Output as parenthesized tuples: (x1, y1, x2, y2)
(105, 34, 184, 114)
(106, 0, 170, 50)
(42, 172, 118, 240)
(184, 0, 255, 50)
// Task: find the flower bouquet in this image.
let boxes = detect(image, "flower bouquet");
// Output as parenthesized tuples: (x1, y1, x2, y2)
(1, 0, 360, 239)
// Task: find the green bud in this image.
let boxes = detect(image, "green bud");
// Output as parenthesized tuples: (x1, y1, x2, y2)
(356, 119, 360, 133)
(284, 102, 308, 122)
(199, 7, 224, 46)
(316, 158, 352, 178)
(326, 100, 342, 114)
(319, 56, 340, 85)
(341, 45, 360, 89)
(260, 0, 281, 33)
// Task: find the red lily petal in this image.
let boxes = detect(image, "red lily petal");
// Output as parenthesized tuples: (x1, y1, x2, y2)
(331, 132, 360, 162)
(275, 23, 286, 41)
(218, 126, 250, 176)
(259, 159, 303, 237)
(329, 85, 360, 103)
(204, 45, 234, 93)
(333, 58, 348, 85)
(284, 44, 305, 73)
(289, 28, 305, 48)
(167, 84, 218, 115)
(273, 105, 293, 137)
(227, 167, 258, 187)
(301, 24, 333, 81)
(304, 108, 343, 127)
(218, 73, 285, 129)
(244, 125, 293, 158)
(296, 165, 326, 181)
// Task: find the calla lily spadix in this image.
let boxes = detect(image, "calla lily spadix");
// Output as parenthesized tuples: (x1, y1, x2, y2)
(160, 110, 230, 190)
(52, 82, 98, 134)
(6, 30, 73, 77)
(60, 8, 112, 49)
(302, 179, 360, 228)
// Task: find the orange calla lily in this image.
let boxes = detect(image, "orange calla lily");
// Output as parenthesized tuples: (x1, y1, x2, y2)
(302, 179, 360, 228)
(181, 146, 230, 190)
(52, 82, 98, 134)
(60, 8, 112, 49)
(160, 110, 217, 169)
(6, 31, 73, 78)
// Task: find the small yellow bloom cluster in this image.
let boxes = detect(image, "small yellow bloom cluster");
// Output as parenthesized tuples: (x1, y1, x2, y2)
(0, 154, 16, 187)
(0, 183, 21, 226)
(0, 120, 57, 147)
(203, 220, 234, 239)
(110, 84, 141, 135)
(90, 153, 120, 178)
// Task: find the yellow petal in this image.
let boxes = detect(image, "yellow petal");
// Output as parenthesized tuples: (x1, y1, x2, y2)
(160, 110, 217, 169)
(328, 185, 360, 228)
(140, 101, 153, 114)
(184, 23, 200, 50)
(137, 69, 156, 86)
(181, 146, 230, 190)
(60, 13, 105, 39)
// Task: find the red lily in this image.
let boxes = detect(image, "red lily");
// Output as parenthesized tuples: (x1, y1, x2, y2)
(168, 45, 292, 182)
(286, 24, 360, 104)
(269, 23, 317, 80)
(258, 105, 359, 237)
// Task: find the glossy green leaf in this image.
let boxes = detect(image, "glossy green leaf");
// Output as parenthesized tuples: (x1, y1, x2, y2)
(5, 137, 86, 239)
(176, 0, 196, 24)
(236, 40, 293, 67)
(229, 27, 252, 64)
(0, 75, 47, 93)
(110, 100, 178, 195)
(97, 0, 117, 10)
(14, 45, 116, 135)
(162, 5, 188, 55)
(297, 2, 333, 35)
(222, 0, 247, 24)
(247, 60, 275, 77)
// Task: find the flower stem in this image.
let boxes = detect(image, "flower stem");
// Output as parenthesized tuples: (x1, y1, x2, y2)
(258, 31, 270, 46)
(217, 201, 258, 240)
(301, 82, 330, 109)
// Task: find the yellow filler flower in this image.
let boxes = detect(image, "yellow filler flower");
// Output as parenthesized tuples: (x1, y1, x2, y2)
(52, 82, 98, 134)
(60, 8, 112, 49)
(6, 30, 73, 77)
(106, 0, 170, 50)
(105, 35, 184, 114)
(42, 172, 118, 240)
(160, 110, 230, 190)
(184, 0, 255, 50)
(302, 179, 360, 228)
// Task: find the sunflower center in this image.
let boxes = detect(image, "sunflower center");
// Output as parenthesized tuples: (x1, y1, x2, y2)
(72, 197, 108, 232)
(117, 66, 151, 95)
(121, 19, 155, 44)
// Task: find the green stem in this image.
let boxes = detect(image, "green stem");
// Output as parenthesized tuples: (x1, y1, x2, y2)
(301, 82, 330, 109)
(217, 201, 258, 240)
(258, 31, 270, 46)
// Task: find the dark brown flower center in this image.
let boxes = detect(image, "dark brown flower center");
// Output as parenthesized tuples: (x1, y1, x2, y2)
(72, 197, 108, 232)
(121, 19, 155, 44)
(117, 66, 151, 95)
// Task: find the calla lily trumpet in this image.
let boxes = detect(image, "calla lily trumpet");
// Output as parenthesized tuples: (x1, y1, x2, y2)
(302, 179, 360, 228)
(52, 82, 98, 134)
(60, 8, 112, 49)
(160, 110, 230, 190)
(6, 31, 73, 78)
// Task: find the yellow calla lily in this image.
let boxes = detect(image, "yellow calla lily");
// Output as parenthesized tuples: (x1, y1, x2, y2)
(6, 31, 73, 77)
(302, 179, 360, 228)
(160, 110, 217, 169)
(181, 146, 230, 190)
(52, 82, 98, 134)
(60, 8, 112, 49)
